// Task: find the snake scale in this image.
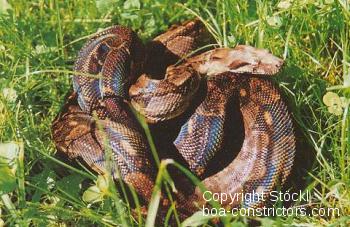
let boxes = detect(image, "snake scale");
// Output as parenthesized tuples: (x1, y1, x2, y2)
(52, 19, 295, 221)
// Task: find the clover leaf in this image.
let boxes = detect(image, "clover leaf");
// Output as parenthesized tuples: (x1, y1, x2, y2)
(323, 92, 347, 116)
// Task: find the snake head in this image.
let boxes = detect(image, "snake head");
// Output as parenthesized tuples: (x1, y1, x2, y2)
(198, 45, 284, 76)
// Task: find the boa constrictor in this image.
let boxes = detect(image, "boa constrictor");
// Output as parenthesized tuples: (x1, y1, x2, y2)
(52, 19, 295, 219)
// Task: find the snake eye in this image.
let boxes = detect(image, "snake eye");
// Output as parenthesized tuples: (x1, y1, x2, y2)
(228, 61, 250, 69)
(211, 56, 221, 60)
(100, 43, 110, 52)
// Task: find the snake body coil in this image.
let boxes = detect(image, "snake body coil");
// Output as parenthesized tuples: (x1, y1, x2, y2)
(52, 19, 295, 220)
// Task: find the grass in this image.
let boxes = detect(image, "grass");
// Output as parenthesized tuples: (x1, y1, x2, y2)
(0, 0, 349, 226)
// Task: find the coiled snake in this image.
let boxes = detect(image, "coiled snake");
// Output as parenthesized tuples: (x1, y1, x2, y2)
(52, 20, 295, 220)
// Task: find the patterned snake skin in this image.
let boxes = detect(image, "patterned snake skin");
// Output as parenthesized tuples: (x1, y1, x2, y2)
(52, 19, 295, 220)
